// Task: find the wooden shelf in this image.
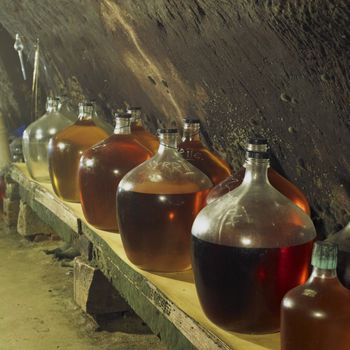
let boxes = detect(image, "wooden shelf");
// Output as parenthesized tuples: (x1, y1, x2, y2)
(9, 163, 280, 350)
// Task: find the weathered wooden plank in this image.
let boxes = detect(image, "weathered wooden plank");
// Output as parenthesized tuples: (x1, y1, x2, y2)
(11, 166, 79, 243)
(9, 164, 280, 350)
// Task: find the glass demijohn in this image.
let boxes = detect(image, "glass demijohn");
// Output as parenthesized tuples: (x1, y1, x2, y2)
(48, 101, 110, 202)
(206, 139, 311, 215)
(191, 138, 316, 333)
(117, 128, 213, 272)
(79, 113, 153, 231)
(178, 118, 231, 185)
(127, 106, 159, 154)
(281, 242, 350, 350)
(22, 97, 73, 182)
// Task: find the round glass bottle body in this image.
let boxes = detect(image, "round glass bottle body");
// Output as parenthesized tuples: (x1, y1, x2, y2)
(48, 102, 110, 202)
(117, 129, 213, 272)
(191, 140, 316, 333)
(206, 139, 310, 214)
(178, 118, 231, 185)
(79, 114, 153, 231)
(22, 97, 73, 182)
(281, 242, 350, 350)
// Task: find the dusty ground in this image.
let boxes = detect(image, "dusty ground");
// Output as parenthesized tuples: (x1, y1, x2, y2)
(0, 218, 166, 350)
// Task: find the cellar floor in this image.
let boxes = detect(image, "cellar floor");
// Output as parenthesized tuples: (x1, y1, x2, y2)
(0, 217, 166, 350)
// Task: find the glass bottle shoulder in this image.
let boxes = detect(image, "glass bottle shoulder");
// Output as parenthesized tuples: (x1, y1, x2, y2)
(192, 179, 316, 248)
(82, 134, 153, 161)
(283, 277, 350, 316)
(207, 167, 310, 214)
(23, 112, 72, 142)
(118, 148, 213, 194)
(53, 120, 109, 146)
(268, 168, 310, 215)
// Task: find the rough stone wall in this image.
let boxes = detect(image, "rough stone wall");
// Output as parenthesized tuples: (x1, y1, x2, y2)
(0, 0, 349, 236)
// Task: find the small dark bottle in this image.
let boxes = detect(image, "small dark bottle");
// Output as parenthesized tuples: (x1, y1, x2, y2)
(177, 118, 231, 186)
(281, 241, 350, 350)
(206, 138, 311, 215)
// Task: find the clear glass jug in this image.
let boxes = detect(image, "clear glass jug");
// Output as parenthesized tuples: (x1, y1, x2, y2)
(117, 128, 213, 272)
(79, 113, 153, 231)
(191, 138, 316, 333)
(22, 97, 73, 182)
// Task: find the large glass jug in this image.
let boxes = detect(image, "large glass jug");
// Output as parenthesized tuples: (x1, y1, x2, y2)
(281, 242, 350, 350)
(191, 138, 316, 333)
(178, 118, 231, 185)
(48, 101, 110, 202)
(79, 113, 153, 231)
(206, 138, 311, 215)
(127, 107, 159, 153)
(117, 128, 213, 272)
(22, 97, 73, 182)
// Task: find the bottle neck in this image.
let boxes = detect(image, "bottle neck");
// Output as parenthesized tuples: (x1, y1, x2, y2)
(78, 105, 94, 121)
(182, 123, 200, 141)
(114, 118, 131, 134)
(310, 267, 337, 280)
(158, 133, 178, 154)
(131, 118, 144, 129)
(242, 158, 270, 185)
(47, 105, 58, 113)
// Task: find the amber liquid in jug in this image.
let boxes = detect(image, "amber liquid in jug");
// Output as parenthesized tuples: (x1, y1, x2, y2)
(79, 113, 153, 231)
(117, 129, 212, 272)
(192, 237, 312, 333)
(128, 107, 159, 154)
(49, 102, 110, 202)
(178, 118, 231, 186)
(118, 182, 208, 271)
(206, 139, 310, 215)
(281, 242, 350, 350)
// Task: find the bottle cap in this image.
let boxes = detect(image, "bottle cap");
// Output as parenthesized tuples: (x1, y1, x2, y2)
(183, 117, 200, 124)
(157, 128, 178, 134)
(311, 241, 337, 269)
(246, 136, 269, 159)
